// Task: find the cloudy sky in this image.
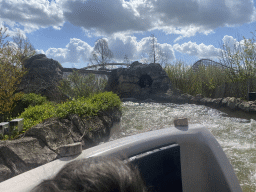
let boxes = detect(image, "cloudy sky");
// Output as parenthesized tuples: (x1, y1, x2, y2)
(1, 0, 256, 69)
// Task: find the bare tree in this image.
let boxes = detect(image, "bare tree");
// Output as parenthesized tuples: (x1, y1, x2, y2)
(157, 48, 171, 68)
(123, 54, 131, 68)
(90, 38, 113, 70)
(149, 34, 162, 64)
(11, 29, 37, 65)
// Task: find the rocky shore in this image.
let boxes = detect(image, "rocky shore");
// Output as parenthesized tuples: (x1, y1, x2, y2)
(0, 108, 121, 182)
(122, 89, 256, 114)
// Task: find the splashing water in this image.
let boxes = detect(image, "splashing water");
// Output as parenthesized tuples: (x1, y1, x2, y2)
(109, 102, 256, 192)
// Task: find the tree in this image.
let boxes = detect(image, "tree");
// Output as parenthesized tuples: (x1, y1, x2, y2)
(0, 27, 28, 121)
(58, 70, 107, 100)
(157, 47, 171, 68)
(123, 54, 131, 68)
(218, 31, 256, 99)
(149, 34, 161, 64)
(11, 29, 37, 65)
(90, 38, 113, 70)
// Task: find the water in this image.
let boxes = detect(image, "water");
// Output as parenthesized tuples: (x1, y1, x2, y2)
(109, 102, 256, 192)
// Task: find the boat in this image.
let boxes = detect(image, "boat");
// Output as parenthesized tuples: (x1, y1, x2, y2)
(0, 124, 242, 192)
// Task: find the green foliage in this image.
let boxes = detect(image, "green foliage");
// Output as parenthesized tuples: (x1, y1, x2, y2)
(14, 92, 121, 135)
(0, 26, 36, 122)
(19, 102, 56, 132)
(165, 60, 228, 97)
(88, 91, 122, 111)
(21, 93, 47, 107)
(54, 98, 98, 119)
(10, 93, 48, 121)
(58, 70, 107, 100)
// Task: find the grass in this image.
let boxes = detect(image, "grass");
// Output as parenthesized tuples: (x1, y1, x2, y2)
(164, 60, 256, 99)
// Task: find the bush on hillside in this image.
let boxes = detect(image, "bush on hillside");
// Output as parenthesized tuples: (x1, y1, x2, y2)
(11, 93, 48, 118)
(6, 92, 122, 140)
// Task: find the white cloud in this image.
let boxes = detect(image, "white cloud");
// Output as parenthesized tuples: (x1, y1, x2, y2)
(46, 38, 93, 63)
(108, 34, 138, 62)
(0, 0, 64, 33)
(35, 49, 45, 54)
(44, 34, 175, 65)
(60, 0, 150, 36)
(58, 0, 256, 40)
(173, 41, 221, 59)
(1, 0, 255, 40)
(109, 35, 175, 63)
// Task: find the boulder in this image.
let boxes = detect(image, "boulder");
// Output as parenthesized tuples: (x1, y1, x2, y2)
(0, 108, 121, 182)
(17, 54, 67, 102)
(0, 137, 57, 181)
(105, 61, 171, 99)
(226, 97, 241, 110)
(212, 98, 222, 108)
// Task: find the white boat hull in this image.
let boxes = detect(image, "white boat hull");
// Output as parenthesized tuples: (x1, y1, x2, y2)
(0, 124, 242, 192)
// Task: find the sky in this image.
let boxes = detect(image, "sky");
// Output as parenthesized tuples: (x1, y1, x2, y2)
(0, 0, 256, 69)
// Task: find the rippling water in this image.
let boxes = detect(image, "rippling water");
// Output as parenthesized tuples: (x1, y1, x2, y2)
(109, 102, 256, 192)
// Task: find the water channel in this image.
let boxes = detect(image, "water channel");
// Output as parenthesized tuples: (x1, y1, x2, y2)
(109, 101, 256, 192)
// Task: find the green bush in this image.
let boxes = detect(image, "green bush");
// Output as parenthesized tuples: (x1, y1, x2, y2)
(19, 102, 56, 132)
(15, 92, 121, 135)
(11, 93, 48, 118)
(88, 91, 122, 111)
(54, 98, 98, 119)
(21, 93, 47, 107)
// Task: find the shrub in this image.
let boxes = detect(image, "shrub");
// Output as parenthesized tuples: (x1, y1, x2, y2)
(21, 93, 47, 106)
(58, 71, 107, 100)
(54, 98, 98, 119)
(11, 93, 48, 119)
(88, 91, 122, 111)
(15, 92, 121, 135)
(19, 102, 56, 132)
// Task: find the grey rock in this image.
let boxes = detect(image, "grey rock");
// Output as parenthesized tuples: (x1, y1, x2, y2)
(227, 97, 240, 110)
(0, 108, 121, 182)
(221, 97, 229, 107)
(238, 101, 250, 112)
(0, 157, 12, 182)
(212, 98, 222, 108)
(105, 61, 171, 99)
(0, 137, 57, 181)
(25, 118, 75, 151)
(249, 103, 256, 112)
(121, 98, 139, 102)
(17, 54, 67, 102)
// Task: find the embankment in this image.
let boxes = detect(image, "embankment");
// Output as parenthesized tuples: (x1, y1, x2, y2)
(0, 107, 121, 182)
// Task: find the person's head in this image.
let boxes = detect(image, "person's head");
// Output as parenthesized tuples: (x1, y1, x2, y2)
(32, 156, 148, 192)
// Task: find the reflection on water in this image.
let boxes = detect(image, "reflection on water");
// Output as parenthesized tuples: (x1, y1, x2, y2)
(109, 102, 256, 192)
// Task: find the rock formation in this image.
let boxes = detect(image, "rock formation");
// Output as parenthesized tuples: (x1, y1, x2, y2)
(0, 108, 121, 182)
(105, 61, 171, 99)
(149, 90, 256, 113)
(17, 54, 66, 102)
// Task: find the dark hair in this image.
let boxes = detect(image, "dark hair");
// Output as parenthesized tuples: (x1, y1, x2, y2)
(32, 156, 148, 192)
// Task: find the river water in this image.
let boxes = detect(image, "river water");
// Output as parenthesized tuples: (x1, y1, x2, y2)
(109, 101, 256, 192)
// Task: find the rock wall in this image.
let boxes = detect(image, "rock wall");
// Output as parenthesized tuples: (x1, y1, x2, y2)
(148, 90, 256, 113)
(17, 54, 67, 102)
(0, 108, 121, 182)
(105, 61, 171, 99)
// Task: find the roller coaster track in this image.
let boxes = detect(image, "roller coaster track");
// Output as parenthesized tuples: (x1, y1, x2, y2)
(192, 59, 226, 71)
(82, 63, 130, 69)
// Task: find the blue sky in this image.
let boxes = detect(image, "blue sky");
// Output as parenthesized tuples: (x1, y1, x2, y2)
(1, 0, 256, 69)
